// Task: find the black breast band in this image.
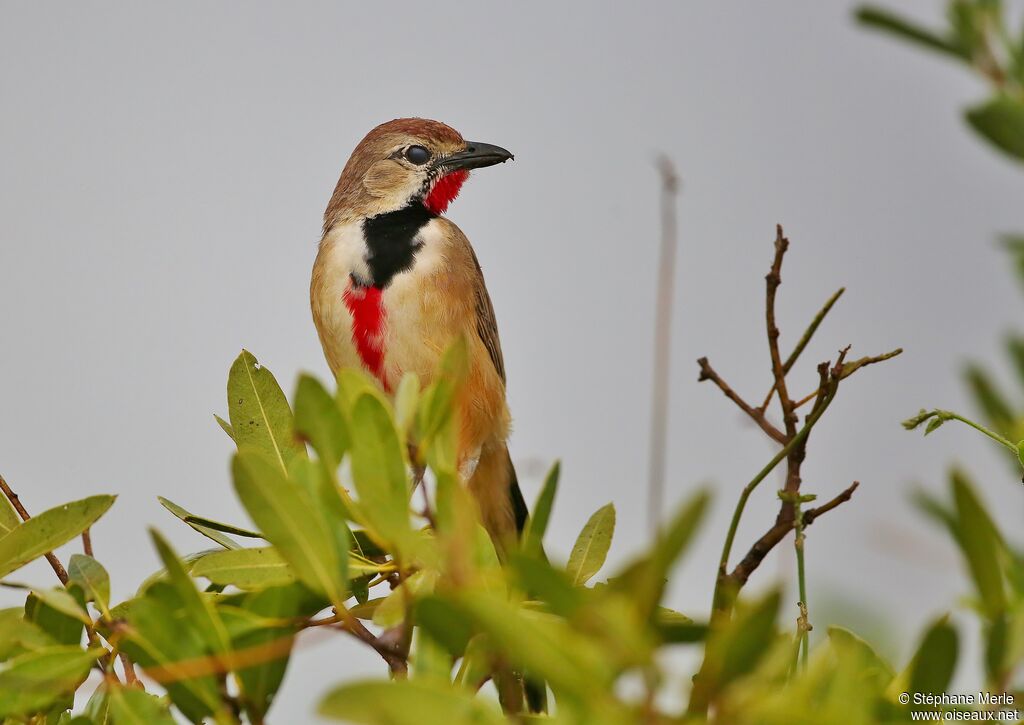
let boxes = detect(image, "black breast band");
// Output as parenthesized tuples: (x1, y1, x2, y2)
(359, 204, 436, 288)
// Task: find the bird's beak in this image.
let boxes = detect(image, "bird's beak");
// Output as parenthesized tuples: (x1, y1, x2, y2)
(438, 141, 514, 172)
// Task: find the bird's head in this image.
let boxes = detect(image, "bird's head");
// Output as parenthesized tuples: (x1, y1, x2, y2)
(324, 118, 513, 231)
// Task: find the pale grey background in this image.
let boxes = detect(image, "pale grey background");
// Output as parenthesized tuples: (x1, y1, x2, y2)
(2, 1, 1023, 721)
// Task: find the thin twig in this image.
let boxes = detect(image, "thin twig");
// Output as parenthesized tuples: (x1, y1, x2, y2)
(760, 287, 845, 410)
(793, 497, 811, 672)
(120, 654, 142, 688)
(765, 225, 798, 438)
(795, 600, 810, 672)
(647, 155, 680, 531)
(727, 481, 859, 588)
(802, 481, 860, 526)
(792, 349, 904, 409)
(416, 467, 436, 529)
(342, 616, 408, 675)
(82, 528, 94, 557)
(712, 379, 839, 612)
(698, 357, 786, 444)
(0, 473, 69, 585)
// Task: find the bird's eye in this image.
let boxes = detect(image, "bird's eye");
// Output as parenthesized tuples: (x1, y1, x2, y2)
(404, 145, 431, 165)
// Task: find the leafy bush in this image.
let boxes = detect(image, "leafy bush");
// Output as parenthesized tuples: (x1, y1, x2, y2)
(857, 0, 1024, 163)
(0, 225, 1019, 724)
(3, 5, 1023, 721)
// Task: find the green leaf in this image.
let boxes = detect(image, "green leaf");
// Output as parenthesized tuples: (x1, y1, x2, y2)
(68, 555, 110, 618)
(394, 373, 421, 435)
(231, 583, 325, 722)
(1006, 334, 1024, 388)
(508, 553, 583, 617)
(414, 597, 474, 656)
(1004, 236, 1024, 293)
(108, 686, 176, 725)
(910, 487, 960, 543)
(227, 350, 306, 472)
(0, 609, 56, 661)
(0, 646, 101, 718)
(451, 591, 614, 698)
(697, 590, 781, 701)
(951, 471, 1006, 617)
(0, 495, 115, 579)
(613, 490, 710, 618)
(119, 595, 224, 722)
(232, 449, 347, 605)
(294, 374, 350, 471)
(348, 394, 413, 553)
(149, 529, 232, 657)
(0, 495, 19, 538)
(28, 589, 91, 626)
(963, 364, 1014, 432)
(521, 461, 559, 557)
(411, 626, 451, 683)
(156, 497, 243, 550)
(335, 368, 390, 413)
(966, 95, 1024, 162)
(566, 503, 615, 586)
(855, 6, 968, 59)
(453, 635, 491, 690)
(909, 617, 958, 696)
(985, 613, 1009, 684)
(372, 570, 437, 628)
(182, 515, 260, 539)
(191, 547, 296, 589)
(213, 414, 235, 442)
(319, 678, 505, 725)
(415, 337, 469, 456)
(828, 626, 894, 688)
(135, 549, 216, 597)
(656, 616, 707, 645)
(83, 683, 110, 725)
(25, 591, 85, 646)
(288, 457, 351, 587)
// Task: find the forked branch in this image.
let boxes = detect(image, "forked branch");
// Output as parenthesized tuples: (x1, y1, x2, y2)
(697, 227, 900, 616)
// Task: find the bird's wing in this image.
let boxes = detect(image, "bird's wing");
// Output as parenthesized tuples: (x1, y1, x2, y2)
(469, 247, 506, 385)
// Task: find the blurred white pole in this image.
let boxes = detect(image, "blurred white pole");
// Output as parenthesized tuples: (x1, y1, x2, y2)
(647, 156, 680, 531)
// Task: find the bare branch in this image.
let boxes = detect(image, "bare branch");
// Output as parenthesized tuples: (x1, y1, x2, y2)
(792, 348, 903, 409)
(765, 225, 798, 438)
(729, 481, 859, 587)
(803, 481, 861, 526)
(697, 357, 786, 444)
(341, 616, 408, 675)
(760, 287, 845, 410)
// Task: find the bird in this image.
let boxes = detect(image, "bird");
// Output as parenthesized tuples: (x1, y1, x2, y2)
(310, 118, 526, 548)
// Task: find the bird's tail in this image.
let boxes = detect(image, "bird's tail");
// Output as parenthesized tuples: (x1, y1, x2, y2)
(468, 443, 547, 713)
(467, 441, 527, 550)
(507, 449, 529, 535)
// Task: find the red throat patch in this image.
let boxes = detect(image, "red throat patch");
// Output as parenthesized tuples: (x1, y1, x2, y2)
(423, 170, 469, 214)
(342, 282, 390, 391)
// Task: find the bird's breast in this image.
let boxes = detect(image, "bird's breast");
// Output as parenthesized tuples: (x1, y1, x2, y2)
(361, 204, 436, 288)
(312, 216, 456, 393)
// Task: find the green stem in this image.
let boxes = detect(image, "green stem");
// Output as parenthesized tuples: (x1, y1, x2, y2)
(945, 411, 1016, 452)
(760, 288, 845, 410)
(713, 385, 837, 612)
(795, 508, 809, 671)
